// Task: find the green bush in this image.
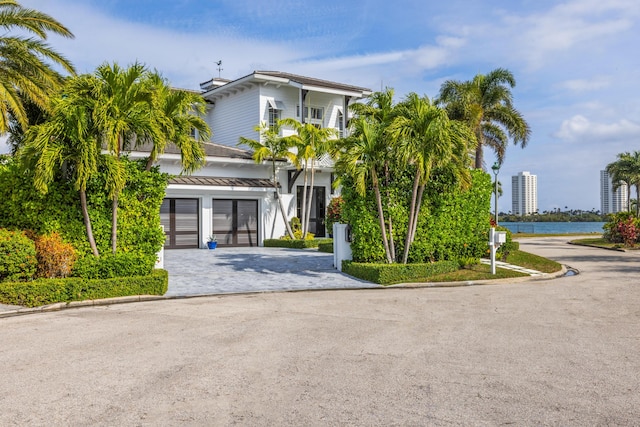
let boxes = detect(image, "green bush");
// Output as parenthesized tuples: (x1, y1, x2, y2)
(341, 168, 492, 263)
(603, 212, 639, 245)
(0, 228, 37, 282)
(342, 260, 460, 285)
(264, 238, 332, 249)
(317, 241, 334, 253)
(72, 252, 157, 279)
(495, 226, 519, 261)
(0, 269, 168, 307)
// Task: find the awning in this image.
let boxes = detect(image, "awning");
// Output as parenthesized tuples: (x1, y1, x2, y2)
(267, 99, 285, 110)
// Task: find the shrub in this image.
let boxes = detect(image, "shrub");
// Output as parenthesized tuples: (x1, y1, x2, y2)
(0, 269, 168, 307)
(0, 228, 37, 282)
(264, 238, 332, 249)
(33, 232, 77, 279)
(72, 252, 156, 279)
(495, 226, 519, 261)
(325, 196, 345, 235)
(317, 241, 334, 253)
(603, 212, 638, 245)
(342, 260, 460, 285)
(282, 216, 314, 240)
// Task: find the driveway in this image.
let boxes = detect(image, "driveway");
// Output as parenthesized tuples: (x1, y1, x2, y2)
(164, 246, 378, 296)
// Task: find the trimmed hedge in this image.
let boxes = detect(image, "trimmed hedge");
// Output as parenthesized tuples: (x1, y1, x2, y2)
(317, 241, 334, 253)
(342, 260, 460, 285)
(264, 238, 332, 249)
(0, 229, 37, 282)
(0, 269, 168, 307)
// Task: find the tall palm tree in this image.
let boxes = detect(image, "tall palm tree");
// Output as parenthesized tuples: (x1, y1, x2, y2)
(438, 68, 530, 169)
(390, 93, 475, 263)
(86, 62, 163, 253)
(239, 121, 295, 239)
(19, 87, 105, 257)
(0, 0, 75, 133)
(279, 118, 337, 237)
(346, 88, 398, 260)
(334, 117, 394, 263)
(144, 73, 209, 173)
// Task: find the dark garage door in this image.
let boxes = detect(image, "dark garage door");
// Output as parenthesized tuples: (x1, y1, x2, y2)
(160, 198, 199, 249)
(212, 199, 258, 246)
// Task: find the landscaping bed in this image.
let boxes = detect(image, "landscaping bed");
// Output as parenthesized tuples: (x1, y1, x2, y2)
(264, 238, 332, 249)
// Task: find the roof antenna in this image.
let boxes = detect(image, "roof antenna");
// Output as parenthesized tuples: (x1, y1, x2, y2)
(215, 60, 223, 79)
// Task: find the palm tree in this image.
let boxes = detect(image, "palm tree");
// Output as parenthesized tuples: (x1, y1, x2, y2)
(438, 68, 530, 169)
(239, 121, 295, 239)
(334, 117, 394, 263)
(86, 62, 163, 253)
(347, 88, 398, 260)
(607, 152, 640, 215)
(144, 73, 209, 173)
(0, 0, 75, 133)
(390, 93, 475, 263)
(279, 118, 337, 237)
(20, 87, 104, 257)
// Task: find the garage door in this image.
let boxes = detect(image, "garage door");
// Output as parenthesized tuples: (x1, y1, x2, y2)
(160, 198, 199, 249)
(212, 199, 258, 247)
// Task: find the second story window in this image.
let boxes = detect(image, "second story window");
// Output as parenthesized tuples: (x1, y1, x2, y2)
(267, 99, 284, 129)
(296, 105, 324, 126)
(337, 110, 344, 138)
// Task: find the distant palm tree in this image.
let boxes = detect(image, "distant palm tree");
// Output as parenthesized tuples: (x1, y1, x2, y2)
(607, 151, 640, 215)
(240, 121, 295, 239)
(0, 0, 75, 133)
(438, 68, 530, 169)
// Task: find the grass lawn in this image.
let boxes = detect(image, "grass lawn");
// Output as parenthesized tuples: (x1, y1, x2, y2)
(570, 237, 634, 251)
(423, 250, 562, 283)
(512, 232, 602, 238)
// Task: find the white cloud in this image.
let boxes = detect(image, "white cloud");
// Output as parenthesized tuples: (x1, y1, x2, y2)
(554, 115, 640, 142)
(559, 76, 611, 92)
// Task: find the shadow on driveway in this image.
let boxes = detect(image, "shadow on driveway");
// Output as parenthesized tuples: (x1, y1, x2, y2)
(164, 247, 378, 296)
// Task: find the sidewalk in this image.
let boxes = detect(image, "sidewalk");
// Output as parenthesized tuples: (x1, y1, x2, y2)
(479, 258, 546, 276)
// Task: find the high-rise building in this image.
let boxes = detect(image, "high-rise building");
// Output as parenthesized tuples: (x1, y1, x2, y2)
(511, 171, 538, 215)
(600, 170, 628, 214)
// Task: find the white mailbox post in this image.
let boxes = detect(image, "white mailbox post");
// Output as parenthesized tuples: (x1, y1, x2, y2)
(489, 227, 507, 275)
(333, 223, 353, 272)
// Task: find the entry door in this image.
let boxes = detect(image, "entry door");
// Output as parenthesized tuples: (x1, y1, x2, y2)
(160, 198, 199, 249)
(212, 199, 259, 246)
(296, 186, 326, 237)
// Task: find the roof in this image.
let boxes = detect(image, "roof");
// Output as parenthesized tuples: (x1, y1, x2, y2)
(254, 71, 372, 95)
(131, 142, 255, 160)
(169, 176, 276, 188)
(201, 70, 372, 98)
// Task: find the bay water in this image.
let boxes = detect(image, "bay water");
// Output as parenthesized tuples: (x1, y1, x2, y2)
(500, 222, 605, 234)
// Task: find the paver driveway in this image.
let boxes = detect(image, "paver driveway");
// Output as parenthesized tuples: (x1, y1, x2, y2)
(164, 246, 378, 296)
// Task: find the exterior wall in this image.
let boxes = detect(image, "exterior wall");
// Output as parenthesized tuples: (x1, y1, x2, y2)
(207, 84, 260, 147)
(511, 171, 538, 216)
(600, 170, 628, 214)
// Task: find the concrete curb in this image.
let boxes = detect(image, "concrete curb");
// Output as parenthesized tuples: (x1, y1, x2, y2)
(0, 265, 572, 319)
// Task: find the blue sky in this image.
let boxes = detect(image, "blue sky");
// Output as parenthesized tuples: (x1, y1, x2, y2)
(9, 0, 640, 212)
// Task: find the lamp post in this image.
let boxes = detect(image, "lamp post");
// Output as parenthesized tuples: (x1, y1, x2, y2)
(491, 162, 500, 226)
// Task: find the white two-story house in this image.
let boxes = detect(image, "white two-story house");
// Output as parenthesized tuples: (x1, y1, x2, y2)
(137, 71, 372, 249)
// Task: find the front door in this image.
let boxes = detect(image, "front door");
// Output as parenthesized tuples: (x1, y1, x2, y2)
(296, 186, 326, 237)
(212, 199, 259, 246)
(160, 198, 199, 249)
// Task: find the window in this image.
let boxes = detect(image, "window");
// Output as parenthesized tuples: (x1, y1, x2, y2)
(266, 99, 284, 129)
(268, 106, 280, 129)
(337, 110, 344, 138)
(296, 105, 324, 121)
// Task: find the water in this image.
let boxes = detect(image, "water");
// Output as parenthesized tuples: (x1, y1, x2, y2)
(500, 222, 605, 234)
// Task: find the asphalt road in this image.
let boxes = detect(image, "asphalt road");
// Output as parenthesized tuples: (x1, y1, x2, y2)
(1, 237, 639, 426)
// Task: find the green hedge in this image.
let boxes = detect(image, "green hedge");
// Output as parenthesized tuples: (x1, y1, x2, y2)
(317, 241, 334, 253)
(342, 260, 460, 285)
(264, 238, 332, 249)
(0, 269, 168, 307)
